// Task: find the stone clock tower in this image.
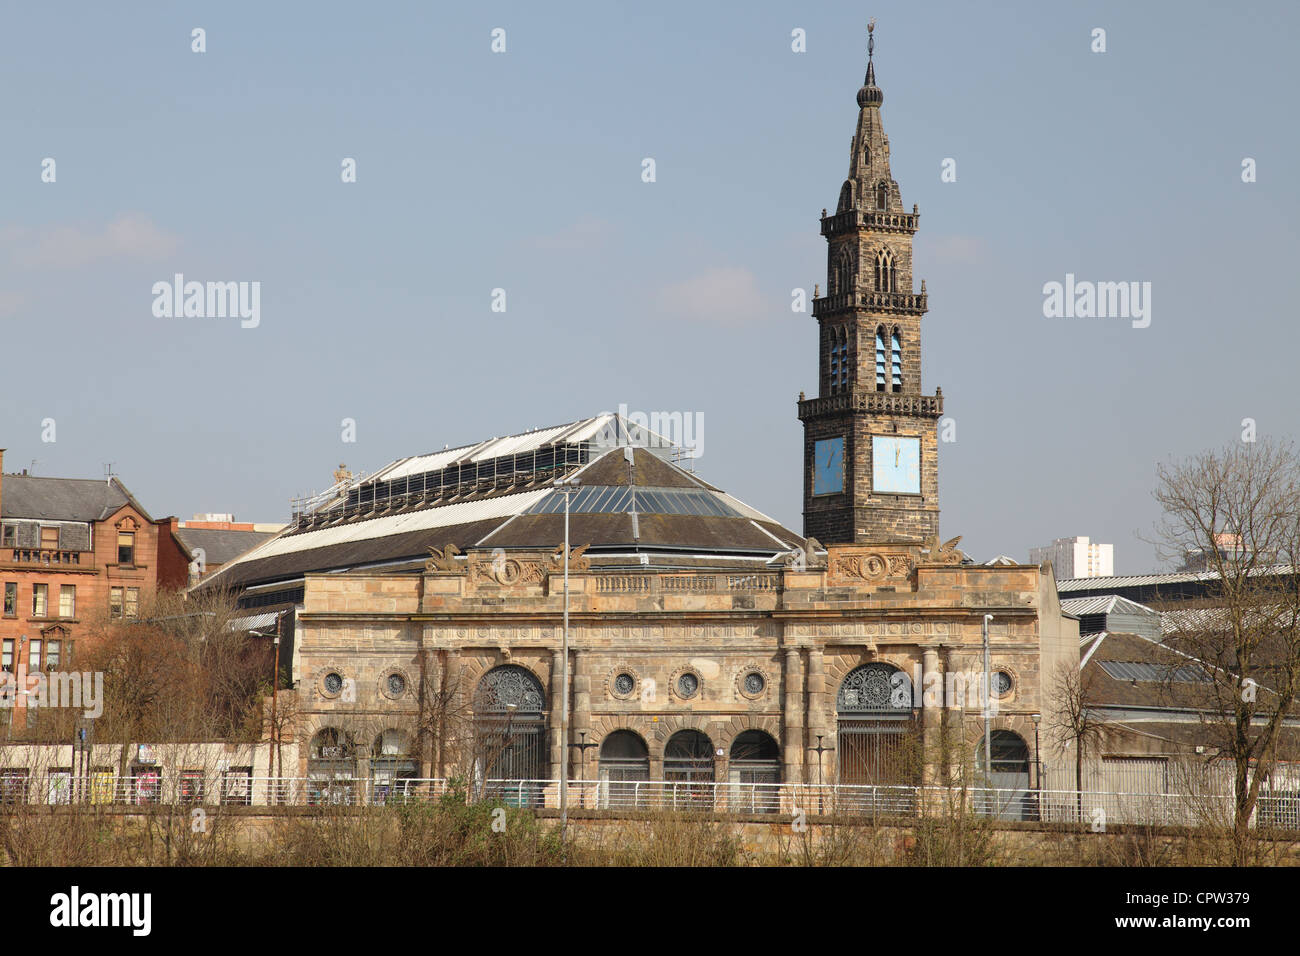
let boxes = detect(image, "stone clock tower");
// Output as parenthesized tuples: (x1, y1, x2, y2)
(800, 24, 942, 546)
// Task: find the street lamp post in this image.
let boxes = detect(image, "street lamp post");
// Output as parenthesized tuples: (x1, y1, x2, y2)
(555, 477, 580, 842)
(272, 615, 281, 797)
(982, 614, 992, 780)
(808, 734, 834, 815)
(1030, 713, 1042, 793)
(570, 730, 598, 808)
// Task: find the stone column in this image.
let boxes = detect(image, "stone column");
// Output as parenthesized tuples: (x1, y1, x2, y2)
(921, 646, 941, 786)
(572, 650, 591, 782)
(549, 649, 566, 782)
(782, 647, 804, 784)
(354, 744, 371, 804)
(807, 648, 826, 784)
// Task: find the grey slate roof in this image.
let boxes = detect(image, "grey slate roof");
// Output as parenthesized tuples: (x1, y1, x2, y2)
(175, 528, 279, 566)
(1, 475, 143, 522)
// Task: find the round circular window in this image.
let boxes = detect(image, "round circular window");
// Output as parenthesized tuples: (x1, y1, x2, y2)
(676, 672, 700, 699)
(743, 672, 766, 696)
(613, 673, 635, 696)
(323, 672, 344, 696)
(387, 673, 407, 697)
(994, 671, 1014, 698)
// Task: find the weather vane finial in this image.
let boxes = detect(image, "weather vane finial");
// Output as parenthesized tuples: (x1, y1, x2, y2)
(868, 18, 876, 59)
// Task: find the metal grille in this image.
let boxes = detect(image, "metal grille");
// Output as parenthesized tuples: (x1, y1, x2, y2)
(474, 665, 545, 713)
(836, 663, 912, 713)
(838, 722, 919, 787)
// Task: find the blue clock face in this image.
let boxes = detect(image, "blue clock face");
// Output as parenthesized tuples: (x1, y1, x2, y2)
(813, 437, 845, 495)
(872, 435, 920, 494)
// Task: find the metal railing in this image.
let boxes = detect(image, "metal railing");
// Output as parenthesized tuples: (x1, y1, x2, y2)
(3, 774, 1297, 829)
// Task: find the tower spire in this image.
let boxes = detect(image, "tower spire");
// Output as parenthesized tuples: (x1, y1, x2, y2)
(800, 22, 942, 546)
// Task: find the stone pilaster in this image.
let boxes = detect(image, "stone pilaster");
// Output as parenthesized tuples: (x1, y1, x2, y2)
(807, 647, 826, 783)
(782, 647, 804, 784)
(921, 645, 941, 786)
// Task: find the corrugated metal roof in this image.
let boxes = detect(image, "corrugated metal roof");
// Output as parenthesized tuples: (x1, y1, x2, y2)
(1160, 605, 1287, 634)
(1058, 565, 1298, 592)
(364, 414, 683, 484)
(228, 611, 281, 632)
(230, 489, 550, 565)
(1060, 594, 1157, 617)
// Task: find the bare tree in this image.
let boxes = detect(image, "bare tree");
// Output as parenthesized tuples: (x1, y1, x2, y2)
(1153, 439, 1300, 865)
(1049, 661, 1107, 823)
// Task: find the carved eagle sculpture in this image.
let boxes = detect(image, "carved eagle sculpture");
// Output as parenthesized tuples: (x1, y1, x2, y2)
(921, 535, 965, 565)
(551, 542, 590, 572)
(425, 543, 462, 572)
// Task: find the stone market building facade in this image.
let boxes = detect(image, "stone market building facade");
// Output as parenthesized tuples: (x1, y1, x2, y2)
(199, 28, 1079, 804)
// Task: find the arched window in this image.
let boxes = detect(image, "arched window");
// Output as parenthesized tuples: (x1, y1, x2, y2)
(876, 182, 887, 210)
(730, 730, 781, 813)
(473, 665, 546, 805)
(863, 146, 871, 167)
(837, 180, 854, 213)
(665, 729, 715, 810)
(836, 663, 919, 792)
(875, 327, 887, 391)
(890, 328, 902, 391)
(372, 729, 417, 802)
(599, 730, 650, 809)
(974, 730, 1034, 820)
(308, 728, 357, 805)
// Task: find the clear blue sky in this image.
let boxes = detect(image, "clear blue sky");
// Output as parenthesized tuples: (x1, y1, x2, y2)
(2, 1, 1296, 573)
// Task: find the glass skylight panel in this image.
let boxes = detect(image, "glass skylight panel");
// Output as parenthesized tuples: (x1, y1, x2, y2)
(524, 486, 741, 518)
(1098, 661, 1210, 683)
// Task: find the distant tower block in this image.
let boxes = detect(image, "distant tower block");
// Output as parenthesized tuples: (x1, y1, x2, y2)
(1029, 536, 1114, 579)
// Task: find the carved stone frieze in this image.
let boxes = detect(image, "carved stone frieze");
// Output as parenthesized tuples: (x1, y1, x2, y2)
(829, 547, 916, 585)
